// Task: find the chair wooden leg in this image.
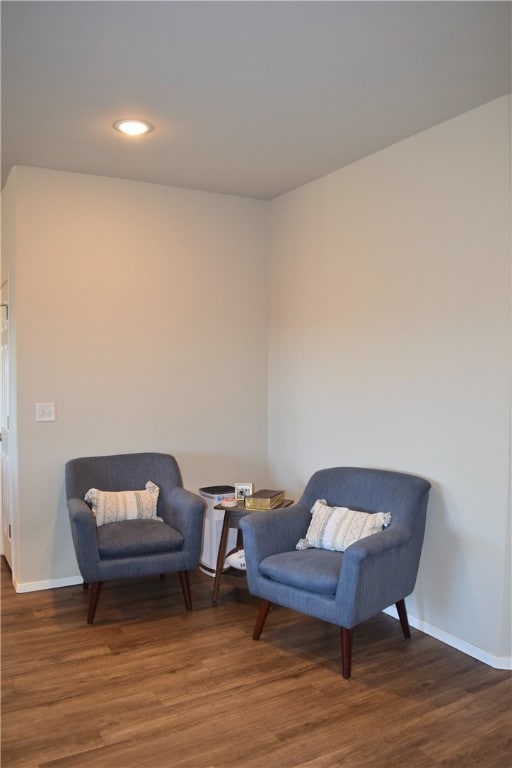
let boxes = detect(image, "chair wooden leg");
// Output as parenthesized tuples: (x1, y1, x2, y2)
(340, 627, 352, 679)
(87, 582, 102, 624)
(396, 598, 411, 638)
(253, 599, 271, 640)
(212, 510, 231, 606)
(178, 571, 192, 612)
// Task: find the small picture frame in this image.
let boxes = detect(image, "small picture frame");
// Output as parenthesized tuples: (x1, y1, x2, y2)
(235, 482, 254, 501)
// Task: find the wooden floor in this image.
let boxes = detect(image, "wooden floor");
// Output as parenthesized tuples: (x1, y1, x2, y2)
(2, 558, 511, 768)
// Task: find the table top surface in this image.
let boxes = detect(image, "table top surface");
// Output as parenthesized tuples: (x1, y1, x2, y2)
(214, 499, 293, 513)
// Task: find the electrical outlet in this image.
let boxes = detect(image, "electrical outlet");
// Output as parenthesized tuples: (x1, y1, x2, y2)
(36, 402, 56, 422)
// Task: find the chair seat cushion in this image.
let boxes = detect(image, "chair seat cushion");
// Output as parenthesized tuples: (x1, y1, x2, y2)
(97, 519, 184, 558)
(259, 549, 343, 595)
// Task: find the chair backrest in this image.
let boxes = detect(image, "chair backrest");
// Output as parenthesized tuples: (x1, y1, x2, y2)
(65, 452, 183, 516)
(299, 467, 431, 528)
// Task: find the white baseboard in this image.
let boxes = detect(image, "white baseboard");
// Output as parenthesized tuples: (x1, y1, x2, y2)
(13, 574, 82, 592)
(383, 606, 512, 671)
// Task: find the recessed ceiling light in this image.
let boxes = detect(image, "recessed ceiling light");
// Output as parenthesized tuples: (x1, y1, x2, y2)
(113, 119, 153, 136)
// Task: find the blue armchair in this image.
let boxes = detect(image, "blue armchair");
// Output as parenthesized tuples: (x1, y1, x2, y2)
(65, 452, 205, 624)
(239, 467, 431, 678)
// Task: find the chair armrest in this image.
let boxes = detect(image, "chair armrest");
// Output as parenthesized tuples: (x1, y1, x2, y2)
(67, 498, 101, 577)
(159, 487, 205, 539)
(336, 524, 416, 627)
(240, 502, 311, 562)
(343, 523, 412, 562)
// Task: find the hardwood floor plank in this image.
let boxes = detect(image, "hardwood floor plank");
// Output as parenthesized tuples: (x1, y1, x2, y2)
(2, 560, 511, 768)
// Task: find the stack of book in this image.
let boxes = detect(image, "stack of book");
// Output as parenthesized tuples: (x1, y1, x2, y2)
(245, 489, 285, 510)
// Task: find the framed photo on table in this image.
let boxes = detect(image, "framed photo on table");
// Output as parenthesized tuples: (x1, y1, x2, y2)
(235, 482, 254, 501)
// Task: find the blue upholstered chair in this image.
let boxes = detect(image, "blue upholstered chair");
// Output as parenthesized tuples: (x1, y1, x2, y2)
(239, 467, 431, 678)
(65, 452, 205, 624)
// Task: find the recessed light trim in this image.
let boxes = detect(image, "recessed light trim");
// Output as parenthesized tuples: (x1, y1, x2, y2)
(113, 119, 153, 136)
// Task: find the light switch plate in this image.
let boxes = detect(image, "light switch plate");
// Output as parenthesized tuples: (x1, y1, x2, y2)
(36, 402, 56, 422)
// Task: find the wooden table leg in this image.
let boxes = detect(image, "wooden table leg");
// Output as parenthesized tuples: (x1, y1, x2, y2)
(212, 509, 231, 606)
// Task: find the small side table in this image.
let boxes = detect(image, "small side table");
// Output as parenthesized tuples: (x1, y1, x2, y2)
(212, 499, 293, 606)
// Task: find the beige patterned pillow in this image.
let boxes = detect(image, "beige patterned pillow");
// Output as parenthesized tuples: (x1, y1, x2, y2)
(85, 481, 160, 527)
(296, 499, 391, 552)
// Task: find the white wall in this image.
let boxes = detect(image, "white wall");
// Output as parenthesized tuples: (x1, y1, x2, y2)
(267, 96, 511, 665)
(5, 167, 268, 587)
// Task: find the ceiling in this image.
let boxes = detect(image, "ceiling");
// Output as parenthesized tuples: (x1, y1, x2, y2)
(2, 1, 510, 200)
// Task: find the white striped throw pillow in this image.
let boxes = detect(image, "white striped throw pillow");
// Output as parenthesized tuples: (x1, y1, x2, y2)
(296, 499, 391, 552)
(85, 481, 160, 527)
